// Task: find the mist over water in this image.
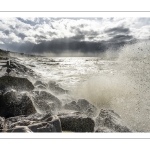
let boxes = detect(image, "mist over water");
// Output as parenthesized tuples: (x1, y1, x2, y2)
(20, 41, 150, 132)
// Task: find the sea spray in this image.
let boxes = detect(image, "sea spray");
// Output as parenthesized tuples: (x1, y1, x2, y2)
(72, 41, 150, 132)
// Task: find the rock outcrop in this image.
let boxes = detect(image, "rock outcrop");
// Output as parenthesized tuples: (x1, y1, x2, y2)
(64, 101, 80, 111)
(0, 90, 36, 118)
(7, 126, 32, 132)
(34, 81, 47, 90)
(48, 81, 69, 95)
(95, 109, 131, 132)
(6, 113, 62, 132)
(0, 76, 34, 91)
(58, 111, 95, 132)
(64, 99, 97, 117)
(33, 91, 62, 113)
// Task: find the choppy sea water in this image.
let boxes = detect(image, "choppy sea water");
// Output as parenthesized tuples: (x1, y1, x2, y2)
(18, 41, 150, 132)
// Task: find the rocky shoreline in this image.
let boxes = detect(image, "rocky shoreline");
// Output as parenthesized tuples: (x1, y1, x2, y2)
(0, 56, 131, 132)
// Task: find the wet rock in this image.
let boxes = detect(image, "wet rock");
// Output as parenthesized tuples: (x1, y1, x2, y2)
(6, 113, 62, 132)
(35, 85, 47, 90)
(34, 91, 62, 112)
(0, 90, 36, 118)
(8, 120, 37, 129)
(95, 109, 131, 132)
(28, 122, 55, 132)
(0, 117, 5, 132)
(77, 99, 97, 117)
(64, 99, 97, 117)
(34, 81, 47, 87)
(95, 127, 114, 132)
(58, 111, 95, 132)
(33, 99, 53, 114)
(63, 101, 80, 111)
(48, 81, 69, 95)
(10, 62, 17, 69)
(7, 126, 32, 132)
(0, 76, 34, 91)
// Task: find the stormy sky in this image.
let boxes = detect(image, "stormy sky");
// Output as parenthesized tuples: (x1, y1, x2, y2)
(0, 17, 150, 56)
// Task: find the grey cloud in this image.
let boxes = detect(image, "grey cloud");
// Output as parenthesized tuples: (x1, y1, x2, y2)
(30, 39, 107, 54)
(48, 31, 57, 36)
(3, 30, 10, 35)
(71, 26, 99, 36)
(18, 33, 27, 40)
(17, 18, 37, 26)
(108, 35, 133, 43)
(0, 17, 148, 56)
(70, 35, 85, 40)
(17, 18, 51, 26)
(9, 25, 16, 30)
(105, 27, 130, 35)
(34, 35, 47, 43)
(70, 26, 99, 41)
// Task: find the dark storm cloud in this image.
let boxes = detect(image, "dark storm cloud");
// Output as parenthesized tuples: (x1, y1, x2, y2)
(105, 27, 130, 36)
(0, 34, 135, 54)
(29, 39, 107, 54)
(27, 36, 136, 54)
(104, 26, 134, 47)
(0, 41, 35, 53)
(108, 35, 133, 43)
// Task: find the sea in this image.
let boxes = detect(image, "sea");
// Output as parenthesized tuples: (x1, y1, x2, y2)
(16, 41, 150, 132)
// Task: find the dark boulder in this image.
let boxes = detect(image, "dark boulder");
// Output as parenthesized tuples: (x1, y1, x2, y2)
(8, 120, 37, 129)
(33, 91, 62, 112)
(63, 101, 80, 111)
(33, 99, 53, 114)
(64, 99, 97, 117)
(0, 90, 36, 118)
(48, 81, 69, 95)
(35, 85, 47, 90)
(95, 109, 131, 132)
(0, 76, 34, 91)
(28, 122, 55, 132)
(58, 111, 95, 132)
(77, 99, 97, 117)
(34, 80, 47, 87)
